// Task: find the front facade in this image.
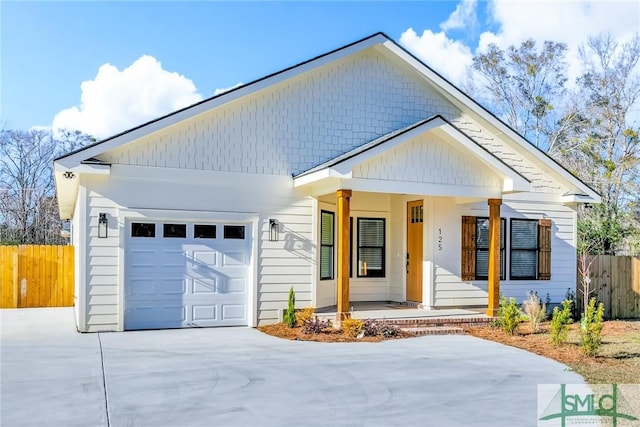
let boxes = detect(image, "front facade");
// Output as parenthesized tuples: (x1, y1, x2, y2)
(54, 33, 599, 332)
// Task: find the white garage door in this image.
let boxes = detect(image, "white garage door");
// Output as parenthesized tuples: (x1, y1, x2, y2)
(124, 220, 251, 330)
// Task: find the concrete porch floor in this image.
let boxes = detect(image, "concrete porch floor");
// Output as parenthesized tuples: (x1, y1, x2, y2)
(314, 301, 489, 320)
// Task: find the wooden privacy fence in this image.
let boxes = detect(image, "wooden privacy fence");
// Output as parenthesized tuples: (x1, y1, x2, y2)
(0, 245, 74, 308)
(577, 255, 640, 319)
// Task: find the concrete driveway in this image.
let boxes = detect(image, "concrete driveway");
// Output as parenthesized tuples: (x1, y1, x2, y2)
(1, 308, 583, 427)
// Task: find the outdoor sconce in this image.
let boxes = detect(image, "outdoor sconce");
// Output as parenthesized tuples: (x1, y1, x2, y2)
(269, 219, 279, 242)
(98, 213, 108, 238)
(62, 171, 75, 179)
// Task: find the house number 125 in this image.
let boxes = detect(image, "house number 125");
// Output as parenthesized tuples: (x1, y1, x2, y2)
(438, 228, 443, 251)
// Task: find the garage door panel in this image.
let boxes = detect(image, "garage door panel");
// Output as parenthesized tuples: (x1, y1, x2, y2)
(192, 305, 217, 321)
(159, 278, 187, 296)
(125, 220, 250, 330)
(221, 304, 245, 321)
(127, 304, 186, 324)
(128, 279, 156, 297)
(192, 278, 217, 294)
(161, 250, 187, 267)
(222, 252, 247, 266)
(192, 251, 218, 266)
(224, 278, 246, 294)
(129, 250, 156, 267)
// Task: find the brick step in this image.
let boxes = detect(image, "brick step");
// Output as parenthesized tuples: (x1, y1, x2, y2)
(382, 317, 494, 328)
(401, 326, 465, 336)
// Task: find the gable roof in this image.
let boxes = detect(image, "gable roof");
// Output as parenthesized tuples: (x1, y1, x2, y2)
(54, 32, 600, 203)
(294, 114, 530, 194)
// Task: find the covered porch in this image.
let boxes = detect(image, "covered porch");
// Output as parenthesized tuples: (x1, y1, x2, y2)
(294, 117, 530, 323)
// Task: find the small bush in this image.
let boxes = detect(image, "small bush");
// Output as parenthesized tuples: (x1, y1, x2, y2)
(550, 300, 573, 346)
(283, 287, 296, 328)
(522, 291, 547, 333)
(341, 318, 364, 337)
(360, 319, 400, 338)
(498, 296, 522, 335)
(377, 323, 400, 338)
(580, 298, 604, 357)
(295, 307, 315, 327)
(302, 317, 331, 334)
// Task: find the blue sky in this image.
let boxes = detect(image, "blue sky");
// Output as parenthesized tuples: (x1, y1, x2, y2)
(2, 1, 638, 139)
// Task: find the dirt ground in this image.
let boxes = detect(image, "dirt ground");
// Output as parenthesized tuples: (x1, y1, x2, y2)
(258, 322, 413, 343)
(465, 320, 640, 384)
(259, 320, 640, 384)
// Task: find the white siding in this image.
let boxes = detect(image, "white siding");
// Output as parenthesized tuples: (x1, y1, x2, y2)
(451, 115, 565, 194)
(352, 132, 501, 189)
(97, 50, 458, 177)
(430, 196, 577, 307)
(79, 165, 314, 330)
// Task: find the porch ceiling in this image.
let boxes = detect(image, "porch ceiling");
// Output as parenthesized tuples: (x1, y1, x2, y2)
(293, 116, 530, 198)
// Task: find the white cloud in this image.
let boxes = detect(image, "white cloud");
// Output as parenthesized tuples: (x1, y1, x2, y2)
(399, 28, 474, 85)
(486, 0, 638, 50)
(53, 55, 202, 139)
(440, 0, 477, 32)
(213, 82, 243, 96)
(479, 0, 640, 82)
(401, 0, 639, 89)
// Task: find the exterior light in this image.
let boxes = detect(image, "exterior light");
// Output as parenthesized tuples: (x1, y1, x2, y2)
(98, 213, 108, 238)
(269, 219, 279, 242)
(63, 171, 75, 179)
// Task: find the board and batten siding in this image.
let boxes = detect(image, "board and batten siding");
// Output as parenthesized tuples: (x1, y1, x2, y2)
(78, 165, 314, 331)
(429, 196, 576, 307)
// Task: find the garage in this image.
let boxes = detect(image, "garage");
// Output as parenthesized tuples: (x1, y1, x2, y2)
(124, 220, 251, 330)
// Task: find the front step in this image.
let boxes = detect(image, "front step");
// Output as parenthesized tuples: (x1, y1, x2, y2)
(383, 316, 494, 328)
(401, 326, 465, 336)
(385, 316, 494, 336)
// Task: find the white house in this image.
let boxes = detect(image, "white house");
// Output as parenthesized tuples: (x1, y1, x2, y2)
(54, 33, 600, 332)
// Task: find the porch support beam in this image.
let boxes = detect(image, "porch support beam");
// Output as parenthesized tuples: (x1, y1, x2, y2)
(336, 189, 352, 321)
(487, 198, 502, 317)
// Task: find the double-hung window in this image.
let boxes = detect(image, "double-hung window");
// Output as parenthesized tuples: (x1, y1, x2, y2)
(357, 218, 385, 277)
(475, 217, 506, 280)
(510, 219, 550, 280)
(320, 211, 334, 280)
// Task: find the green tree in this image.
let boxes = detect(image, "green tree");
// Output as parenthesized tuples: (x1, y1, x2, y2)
(558, 33, 640, 254)
(472, 39, 569, 150)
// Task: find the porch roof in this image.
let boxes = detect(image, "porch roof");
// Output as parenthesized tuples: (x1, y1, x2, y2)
(293, 115, 530, 197)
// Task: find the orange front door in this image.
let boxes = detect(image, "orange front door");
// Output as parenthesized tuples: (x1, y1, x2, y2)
(406, 200, 423, 302)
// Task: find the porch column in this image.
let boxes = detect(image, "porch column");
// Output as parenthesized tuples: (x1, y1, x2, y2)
(487, 198, 502, 317)
(336, 189, 352, 321)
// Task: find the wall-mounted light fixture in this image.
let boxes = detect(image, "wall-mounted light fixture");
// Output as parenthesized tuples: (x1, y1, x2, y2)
(62, 171, 75, 179)
(269, 219, 279, 242)
(98, 213, 108, 238)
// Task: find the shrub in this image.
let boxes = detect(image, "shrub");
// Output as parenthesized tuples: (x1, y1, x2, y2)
(362, 319, 380, 336)
(522, 291, 547, 333)
(341, 318, 364, 338)
(498, 296, 522, 335)
(295, 307, 315, 327)
(302, 316, 331, 334)
(550, 300, 573, 346)
(283, 287, 296, 328)
(377, 323, 400, 338)
(580, 298, 604, 357)
(360, 319, 401, 338)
